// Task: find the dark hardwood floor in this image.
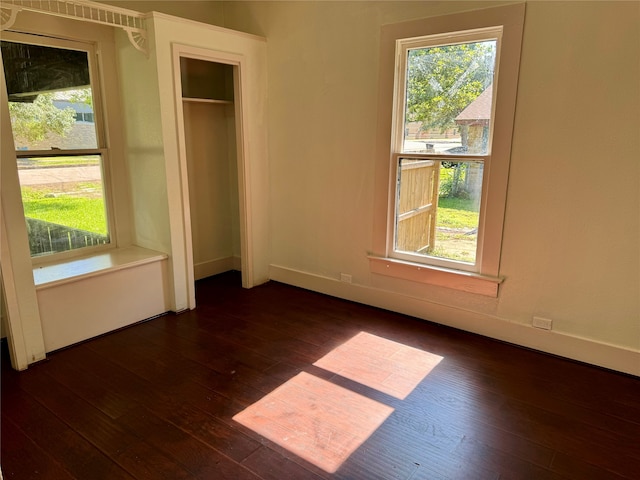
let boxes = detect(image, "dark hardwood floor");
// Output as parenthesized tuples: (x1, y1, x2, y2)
(2, 271, 639, 479)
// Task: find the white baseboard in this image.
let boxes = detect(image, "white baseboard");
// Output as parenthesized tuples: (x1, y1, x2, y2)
(194, 256, 240, 280)
(269, 264, 640, 377)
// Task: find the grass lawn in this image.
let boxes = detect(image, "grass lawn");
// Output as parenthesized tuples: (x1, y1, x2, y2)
(19, 156, 100, 168)
(437, 197, 479, 230)
(21, 185, 108, 235)
(432, 196, 479, 263)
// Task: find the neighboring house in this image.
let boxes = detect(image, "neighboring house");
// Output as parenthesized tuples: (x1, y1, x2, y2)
(454, 85, 492, 154)
(442, 86, 495, 200)
(17, 100, 97, 151)
(53, 99, 94, 123)
(405, 121, 457, 140)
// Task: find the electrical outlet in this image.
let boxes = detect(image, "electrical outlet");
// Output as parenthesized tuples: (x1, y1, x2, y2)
(532, 316, 553, 330)
(340, 273, 352, 283)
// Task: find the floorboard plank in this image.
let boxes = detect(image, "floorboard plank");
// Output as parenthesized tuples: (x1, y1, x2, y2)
(1, 414, 77, 480)
(2, 271, 639, 479)
(2, 390, 135, 480)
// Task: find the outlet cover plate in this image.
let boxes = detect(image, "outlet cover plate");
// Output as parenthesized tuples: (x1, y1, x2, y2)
(532, 316, 553, 330)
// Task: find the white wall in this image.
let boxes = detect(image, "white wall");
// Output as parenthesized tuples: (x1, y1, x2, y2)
(116, 24, 173, 256)
(183, 101, 241, 278)
(219, 1, 639, 374)
(497, 1, 639, 344)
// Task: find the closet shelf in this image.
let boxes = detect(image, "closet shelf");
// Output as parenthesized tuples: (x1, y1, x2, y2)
(182, 97, 233, 105)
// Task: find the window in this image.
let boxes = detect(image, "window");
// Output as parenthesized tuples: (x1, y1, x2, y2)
(1, 33, 112, 260)
(371, 4, 525, 295)
(392, 30, 499, 272)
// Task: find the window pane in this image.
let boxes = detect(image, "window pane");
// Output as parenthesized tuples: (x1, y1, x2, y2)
(395, 158, 483, 264)
(403, 40, 496, 155)
(17, 155, 110, 257)
(1, 41, 98, 150)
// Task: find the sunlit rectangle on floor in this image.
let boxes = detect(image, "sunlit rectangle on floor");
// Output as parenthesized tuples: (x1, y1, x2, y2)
(314, 332, 443, 399)
(232, 372, 394, 473)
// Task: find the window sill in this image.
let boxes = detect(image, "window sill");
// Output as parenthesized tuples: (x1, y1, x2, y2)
(368, 255, 503, 297)
(33, 246, 168, 289)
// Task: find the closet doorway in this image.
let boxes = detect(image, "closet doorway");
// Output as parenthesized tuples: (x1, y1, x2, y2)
(174, 46, 251, 307)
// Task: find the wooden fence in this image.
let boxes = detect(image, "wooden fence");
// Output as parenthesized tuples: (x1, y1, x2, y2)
(396, 159, 439, 254)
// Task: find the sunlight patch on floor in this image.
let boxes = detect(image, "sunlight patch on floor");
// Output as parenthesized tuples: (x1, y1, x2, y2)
(233, 372, 394, 473)
(233, 331, 443, 473)
(314, 331, 443, 399)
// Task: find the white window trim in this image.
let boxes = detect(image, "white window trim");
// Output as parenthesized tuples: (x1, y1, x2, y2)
(371, 3, 525, 296)
(2, 30, 118, 265)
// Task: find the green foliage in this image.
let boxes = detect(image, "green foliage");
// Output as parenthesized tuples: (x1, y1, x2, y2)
(9, 93, 76, 143)
(67, 88, 93, 107)
(21, 186, 107, 235)
(406, 41, 496, 131)
(439, 163, 474, 199)
(438, 164, 465, 198)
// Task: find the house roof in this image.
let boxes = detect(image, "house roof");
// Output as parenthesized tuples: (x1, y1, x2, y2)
(455, 86, 492, 125)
